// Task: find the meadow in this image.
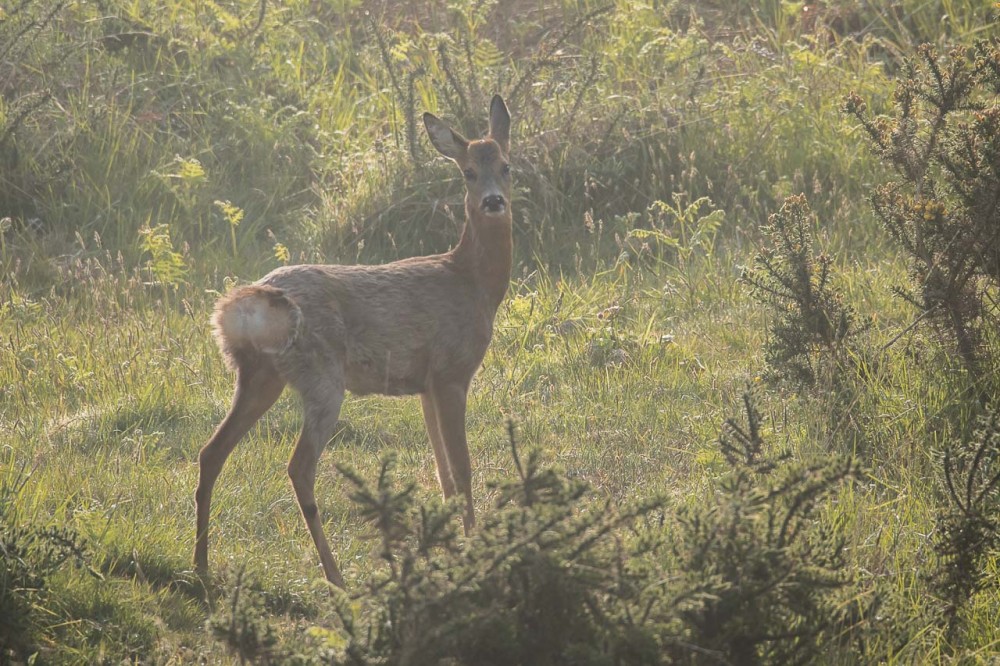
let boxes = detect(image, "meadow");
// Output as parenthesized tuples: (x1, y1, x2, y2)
(2, 1, 1000, 663)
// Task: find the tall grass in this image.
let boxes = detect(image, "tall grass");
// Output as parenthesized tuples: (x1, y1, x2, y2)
(3, 0, 907, 278)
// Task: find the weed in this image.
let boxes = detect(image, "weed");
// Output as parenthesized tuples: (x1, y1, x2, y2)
(139, 223, 188, 291)
(215, 199, 246, 258)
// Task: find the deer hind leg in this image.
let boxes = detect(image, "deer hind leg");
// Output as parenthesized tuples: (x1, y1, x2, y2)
(421, 392, 457, 499)
(195, 356, 286, 575)
(430, 381, 475, 534)
(287, 374, 346, 588)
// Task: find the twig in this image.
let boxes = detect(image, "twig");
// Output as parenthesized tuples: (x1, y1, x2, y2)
(242, 0, 267, 39)
(878, 307, 933, 354)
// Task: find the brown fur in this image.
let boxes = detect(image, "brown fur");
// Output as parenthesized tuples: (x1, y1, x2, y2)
(194, 96, 514, 587)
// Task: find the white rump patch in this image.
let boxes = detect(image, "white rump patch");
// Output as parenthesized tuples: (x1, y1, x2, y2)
(212, 286, 299, 357)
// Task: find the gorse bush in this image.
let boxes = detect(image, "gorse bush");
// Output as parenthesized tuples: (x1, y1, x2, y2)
(662, 392, 858, 665)
(932, 405, 1000, 644)
(845, 41, 1000, 387)
(0, 460, 96, 662)
(742, 195, 860, 387)
(208, 398, 858, 665)
(331, 437, 663, 666)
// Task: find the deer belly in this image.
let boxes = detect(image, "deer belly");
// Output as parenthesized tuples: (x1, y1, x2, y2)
(344, 354, 427, 396)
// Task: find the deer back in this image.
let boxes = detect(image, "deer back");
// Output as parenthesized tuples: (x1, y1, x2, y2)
(256, 256, 495, 395)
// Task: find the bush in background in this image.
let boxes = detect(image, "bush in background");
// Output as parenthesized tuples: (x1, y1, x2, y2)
(1, 0, 900, 283)
(742, 195, 861, 387)
(846, 41, 1000, 389)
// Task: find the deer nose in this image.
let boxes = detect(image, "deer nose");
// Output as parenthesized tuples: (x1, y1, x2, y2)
(481, 194, 506, 213)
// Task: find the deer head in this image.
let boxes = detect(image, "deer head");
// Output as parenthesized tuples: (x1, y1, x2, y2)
(423, 95, 512, 221)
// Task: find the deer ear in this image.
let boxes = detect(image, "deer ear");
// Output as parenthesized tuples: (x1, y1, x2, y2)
(488, 95, 510, 155)
(424, 113, 469, 161)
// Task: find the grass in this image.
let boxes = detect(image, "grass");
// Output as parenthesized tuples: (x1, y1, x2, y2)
(2, 0, 1000, 662)
(4, 228, 997, 661)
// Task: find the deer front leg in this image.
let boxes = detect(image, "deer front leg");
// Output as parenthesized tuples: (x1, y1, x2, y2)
(421, 392, 457, 500)
(195, 362, 285, 576)
(430, 381, 475, 534)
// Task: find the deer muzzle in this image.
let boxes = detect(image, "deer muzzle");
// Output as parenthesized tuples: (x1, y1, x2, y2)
(481, 194, 506, 214)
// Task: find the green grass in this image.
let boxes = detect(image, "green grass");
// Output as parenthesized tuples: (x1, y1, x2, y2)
(2, 0, 1000, 662)
(4, 228, 998, 661)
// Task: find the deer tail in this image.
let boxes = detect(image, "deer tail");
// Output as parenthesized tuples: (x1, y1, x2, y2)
(211, 284, 302, 369)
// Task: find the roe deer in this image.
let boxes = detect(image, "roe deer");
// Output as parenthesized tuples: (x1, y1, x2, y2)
(194, 95, 513, 587)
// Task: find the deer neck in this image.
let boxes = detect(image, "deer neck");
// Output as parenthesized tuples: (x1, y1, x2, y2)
(451, 203, 512, 311)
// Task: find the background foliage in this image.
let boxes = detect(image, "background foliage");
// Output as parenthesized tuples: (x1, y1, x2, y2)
(2, 0, 999, 662)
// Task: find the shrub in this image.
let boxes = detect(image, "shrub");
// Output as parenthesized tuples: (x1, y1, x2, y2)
(0, 461, 95, 662)
(845, 41, 1000, 387)
(331, 437, 663, 666)
(932, 405, 1000, 644)
(209, 400, 859, 665)
(742, 195, 860, 386)
(660, 391, 859, 665)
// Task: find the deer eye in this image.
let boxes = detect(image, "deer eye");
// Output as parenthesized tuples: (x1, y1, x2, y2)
(502, 163, 511, 176)
(463, 168, 476, 181)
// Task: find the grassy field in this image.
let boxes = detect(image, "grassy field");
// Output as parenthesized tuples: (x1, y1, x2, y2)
(3, 0, 1000, 663)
